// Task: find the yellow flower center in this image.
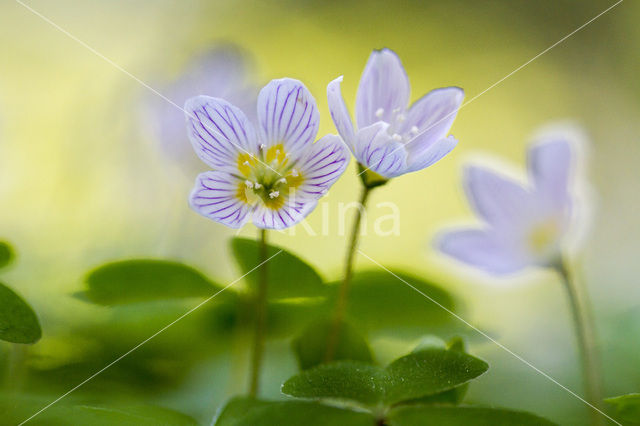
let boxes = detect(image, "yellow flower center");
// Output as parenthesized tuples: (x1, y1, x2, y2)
(236, 144, 304, 210)
(527, 220, 560, 254)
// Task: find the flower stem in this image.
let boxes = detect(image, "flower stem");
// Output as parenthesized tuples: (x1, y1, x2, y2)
(248, 228, 268, 397)
(556, 258, 604, 426)
(325, 184, 372, 362)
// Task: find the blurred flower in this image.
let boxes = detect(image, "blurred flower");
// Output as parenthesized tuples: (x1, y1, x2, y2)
(436, 127, 587, 275)
(144, 46, 258, 173)
(327, 48, 464, 180)
(185, 78, 350, 229)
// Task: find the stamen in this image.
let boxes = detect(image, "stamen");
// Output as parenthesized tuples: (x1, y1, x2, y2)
(260, 143, 266, 150)
(410, 126, 419, 135)
(375, 108, 384, 118)
(245, 180, 254, 189)
(277, 178, 287, 184)
(290, 169, 299, 177)
(396, 113, 406, 122)
(243, 161, 251, 166)
(269, 190, 280, 199)
(392, 133, 402, 141)
(254, 183, 262, 189)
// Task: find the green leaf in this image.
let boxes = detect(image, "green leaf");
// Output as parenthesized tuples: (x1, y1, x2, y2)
(215, 397, 375, 426)
(231, 238, 326, 300)
(0, 394, 198, 425)
(0, 282, 41, 344)
(282, 361, 384, 406)
(606, 393, 640, 423)
(329, 270, 459, 336)
(384, 348, 488, 405)
(292, 319, 373, 370)
(83, 259, 221, 305)
(0, 241, 14, 269)
(282, 347, 487, 408)
(410, 337, 471, 405)
(387, 405, 557, 425)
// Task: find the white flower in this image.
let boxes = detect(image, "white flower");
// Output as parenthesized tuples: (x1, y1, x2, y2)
(185, 78, 350, 230)
(435, 128, 587, 275)
(327, 48, 464, 179)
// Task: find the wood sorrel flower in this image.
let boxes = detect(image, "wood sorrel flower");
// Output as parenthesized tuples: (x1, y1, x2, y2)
(436, 128, 586, 274)
(146, 46, 258, 171)
(185, 78, 350, 229)
(327, 48, 464, 181)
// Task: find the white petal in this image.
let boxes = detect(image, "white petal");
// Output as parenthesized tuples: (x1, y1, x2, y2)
(185, 96, 259, 172)
(189, 171, 252, 229)
(401, 87, 464, 157)
(436, 228, 529, 275)
(353, 122, 408, 178)
(464, 165, 535, 227)
(528, 138, 572, 206)
(294, 134, 351, 199)
(327, 76, 356, 148)
(256, 78, 319, 159)
(404, 135, 458, 173)
(252, 199, 318, 230)
(355, 49, 410, 128)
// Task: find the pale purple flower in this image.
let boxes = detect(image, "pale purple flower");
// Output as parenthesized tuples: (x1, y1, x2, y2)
(436, 129, 586, 275)
(185, 78, 350, 230)
(145, 46, 258, 171)
(327, 48, 464, 179)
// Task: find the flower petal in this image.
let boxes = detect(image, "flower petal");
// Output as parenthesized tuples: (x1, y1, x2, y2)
(294, 134, 351, 199)
(189, 171, 252, 229)
(257, 78, 319, 158)
(436, 228, 528, 275)
(185, 96, 259, 172)
(527, 138, 572, 205)
(327, 76, 356, 148)
(252, 199, 318, 230)
(405, 135, 458, 173)
(355, 49, 410, 128)
(401, 87, 464, 156)
(463, 165, 533, 227)
(354, 122, 408, 178)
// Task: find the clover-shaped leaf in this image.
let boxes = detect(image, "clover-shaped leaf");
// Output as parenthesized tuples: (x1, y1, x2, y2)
(82, 259, 222, 305)
(328, 270, 460, 336)
(0, 282, 41, 344)
(292, 319, 373, 370)
(231, 238, 326, 300)
(387, 405, 557, 425)
(282, 346, 488, 408)
(0, 241, 14, 269)
(214, 397, 375, 426)
(606, 393, 640, 423)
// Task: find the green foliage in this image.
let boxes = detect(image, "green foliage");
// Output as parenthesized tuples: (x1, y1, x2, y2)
(0, 282, 41, 344)
(327, 270, 459, 336)
(0, 394, 197, 425)
(231, 237, 326, 300)
(282, 346, 488, 408)
(387, 405, 558, 425)
(0, 241, 14, 269)
(214, 396, 375, 426)
(292, 319, 373, 370)
(83, 259, 222, 305)
(606, 393, 640, 423)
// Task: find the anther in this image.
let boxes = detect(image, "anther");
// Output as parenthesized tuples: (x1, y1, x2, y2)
(245, 180, 254, 188)
(392, 133, 402, 141)
(375, 108, 384, 118)
(269, 190, 280, 199)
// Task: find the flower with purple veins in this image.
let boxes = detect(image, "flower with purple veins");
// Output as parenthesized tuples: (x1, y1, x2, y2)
(436, 129, 586, 275)
(327, 48, 464, 182)
(145, 46, 258, 172)
(185, 78, 351, 230)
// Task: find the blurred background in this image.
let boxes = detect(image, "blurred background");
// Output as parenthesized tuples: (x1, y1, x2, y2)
(0, 0, 638, 424)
